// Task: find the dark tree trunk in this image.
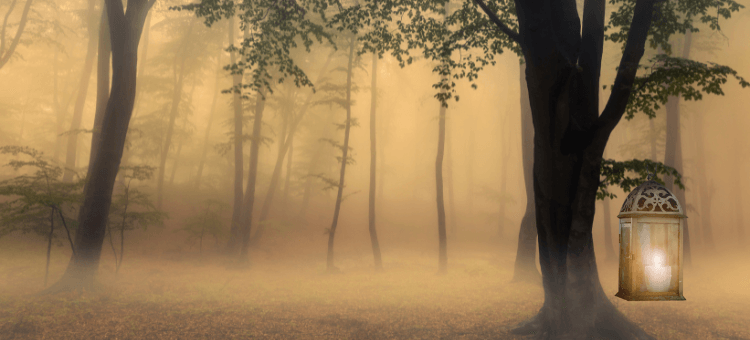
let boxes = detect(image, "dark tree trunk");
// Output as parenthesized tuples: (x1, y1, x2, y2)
(62, 0, 98, 182)
(368, 52, 383, 270)
(195, 47, 224, 191)
(156, 24, 194, 209)
(44, 208, 54, 287)
(662, 30, 692, 267)
(502, 0, 660, 337)
(511, 61, 540, 284)
(238, 91, 265, 263)
(88, 6, 110, 175)
(43, 0, 154, 293)
(326, 38, 356, 272)
(435, 84, 448, 275)
(0, 0, 33, 70)
(445, 106, 457, 237)
(226, 16, 245, 254)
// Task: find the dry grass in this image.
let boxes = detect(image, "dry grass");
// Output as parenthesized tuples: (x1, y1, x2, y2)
(0, 236, 748, 340)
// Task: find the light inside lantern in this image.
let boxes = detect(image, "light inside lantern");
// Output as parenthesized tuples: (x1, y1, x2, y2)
(645, 248, 671, 292)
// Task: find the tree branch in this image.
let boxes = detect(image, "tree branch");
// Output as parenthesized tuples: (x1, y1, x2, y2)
(0, 0, 33, 69)
(471, 0, 521, 46)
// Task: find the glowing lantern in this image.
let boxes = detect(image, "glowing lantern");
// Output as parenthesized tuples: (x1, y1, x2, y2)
(616, 179, 686, 301)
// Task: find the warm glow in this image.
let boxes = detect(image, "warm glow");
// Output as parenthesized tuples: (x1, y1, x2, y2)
(646, 249, 671, 292)
(653, 252, 664, 267)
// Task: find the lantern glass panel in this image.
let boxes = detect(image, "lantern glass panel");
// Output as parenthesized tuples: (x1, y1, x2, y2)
(634, 222, 679, 294)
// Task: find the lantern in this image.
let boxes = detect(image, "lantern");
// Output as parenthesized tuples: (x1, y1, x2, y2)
(616, 179, 686, 301)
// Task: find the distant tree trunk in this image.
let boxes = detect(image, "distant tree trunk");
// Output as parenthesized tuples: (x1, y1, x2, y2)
(281, 136, 293, 213)
(226, 17, 245, 254)
(238, 90, 265, 263)
(195, 47, 224, 191)
(497, 108, 510, 237)
(735, 155, 745, 247)
(445, 108, 457, 237)
(600, 170, 616, 261)
(249, 51, 335, 244)
(169, 113, 190, 185)
(87, 6, 110, 175)
(326, 38, 356, 272)
(296, 137, 326, 221)
(155, 24, 194, 209)
(53, 46, 63, 162)
(44, 0, 154, 293)
(44, 208, 54, 287)
(435, 87, 448, 275)
(511, 61, 540, 284)
(692, 111, 715, 252)
(466, 112, 476, 226)
(131, 12, 151, 120)
(662, 31, 692, 267)
(62, 0, 98, 182)
(368, 51, 383, 270)
(0, 0, 33, 70)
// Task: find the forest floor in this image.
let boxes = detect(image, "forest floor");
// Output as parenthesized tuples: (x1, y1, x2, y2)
(0, 237, 748, 340)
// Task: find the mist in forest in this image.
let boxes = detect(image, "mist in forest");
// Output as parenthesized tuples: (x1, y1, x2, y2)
(1, 0, 749, 338)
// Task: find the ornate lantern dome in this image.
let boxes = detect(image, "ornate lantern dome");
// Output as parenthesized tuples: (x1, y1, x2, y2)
(618, 180, 685, 218)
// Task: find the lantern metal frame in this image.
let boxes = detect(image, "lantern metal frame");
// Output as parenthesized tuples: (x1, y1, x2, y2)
(615, 180, 686, 301)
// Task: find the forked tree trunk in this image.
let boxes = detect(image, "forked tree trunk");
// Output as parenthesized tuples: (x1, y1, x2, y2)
(511, 61, 540, 284)
(62, 0, 98, 182)
(501, 0, 660, 337)
(326, 38, 356, 272)
(368, 52, 383, 269)
(226, 16, 245, 254)
(44, 0, 154, 293)
(0, 0, 34, 70)
(156, 24, 194, 209)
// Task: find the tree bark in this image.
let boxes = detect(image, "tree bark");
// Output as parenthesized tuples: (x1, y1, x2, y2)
(511, 61, 540, 284)
(326, 38, 356, 272)
(156, 24, 194, 209)
(226, 16, 245, 254)
(88, 5, 110, 176)
(43, 0, 154, 293)
(368, 52, 383, 270)
(0, 0, 33, 70)
(62, 0, 98, 182)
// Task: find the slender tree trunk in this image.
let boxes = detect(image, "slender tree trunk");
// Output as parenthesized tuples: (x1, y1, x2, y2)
(44, 0, 153, 293)
(511, 61, 540, 284)
(0, 0, 33, 70)
(326, 38, 356, 272)
(44, 208, 54, 287)
(194, 47, 223, 191)
(601, 186, 616, 262)
(281, 135, 293, 213)
(88, 6, 110, 175)
(296, 136, 326, 221)
(497, 107, 510, 237)
(238, 90, 265, 263)
(368, 52, 383, 270)
(662, 31, 692, 267)
(53, 48, 64, 162)
(169, 114, 189, 185)
(435, 92, 448, 275)
(693, 111, 715, 252)
(445, 107, 456, 237)
(226, 17, 245, 254)
(62, 0, 98, 182)
(466, 112, 476, 226)
(735, 155, 745, 248)
(156, 25, 194, 209)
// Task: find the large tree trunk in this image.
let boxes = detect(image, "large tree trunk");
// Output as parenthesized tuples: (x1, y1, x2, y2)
(368, 52, 383, 270)
(507, 0, 659, 337)
(226, 16, 245, 254)
(511, 61, 540, 284)
(87, 6, 110, 174)
(195, 47, 224, 191)
(0, 0, 33, 70)
(43, 0, 153, 293)
(62, 0, 98, 182)
(326, 38, 356, 272)
(156, 25, 194, 209)
(238, 91, 265, 263)
(662, 31, 692, 267)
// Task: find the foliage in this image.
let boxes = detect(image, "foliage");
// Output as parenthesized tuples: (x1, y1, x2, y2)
(178, 199, 227, 254)
(0, 146, 82, 240)
(598, 158, 684, 200)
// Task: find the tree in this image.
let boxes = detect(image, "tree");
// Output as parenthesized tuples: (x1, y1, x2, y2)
(178, 200, 227, 255)
(44, 0, 155, 293)
(367, 51, 383, 270)
(0, 146, 82, 287)
(0, 0, 33, 70)
(107, 165, 166, 274)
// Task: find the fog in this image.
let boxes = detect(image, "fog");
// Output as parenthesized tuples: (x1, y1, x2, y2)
(0, 0, 749, 338)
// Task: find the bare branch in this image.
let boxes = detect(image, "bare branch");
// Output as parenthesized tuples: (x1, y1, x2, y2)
(471, 0, 521, 45)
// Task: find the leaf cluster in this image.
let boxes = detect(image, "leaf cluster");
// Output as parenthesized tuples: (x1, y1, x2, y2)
(598, 158, 684, 201)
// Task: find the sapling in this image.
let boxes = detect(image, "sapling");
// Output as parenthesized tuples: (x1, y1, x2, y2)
(178, 199, 227, 255)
